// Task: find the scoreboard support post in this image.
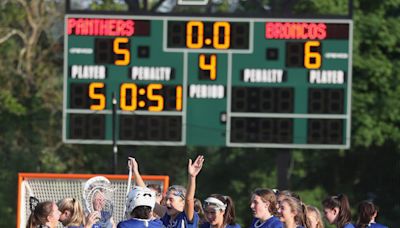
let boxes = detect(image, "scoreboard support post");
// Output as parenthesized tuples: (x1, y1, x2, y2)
(112, 92, 118, 174)
(276, 149, 291, 190)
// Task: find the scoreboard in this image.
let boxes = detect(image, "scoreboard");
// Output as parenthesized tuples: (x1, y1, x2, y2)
(63, 15, 352, 149)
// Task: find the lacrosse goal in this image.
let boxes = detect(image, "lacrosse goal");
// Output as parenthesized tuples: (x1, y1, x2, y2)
(17, 172, 169, 228)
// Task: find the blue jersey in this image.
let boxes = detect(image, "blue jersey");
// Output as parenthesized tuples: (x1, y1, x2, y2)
(368, 223, 388, 228)
(200, 222, 241, 228)
(90, 210, 113, 228)
(250, 216, 283, 228)
(92, 219, 113, 228)
(117, 218, 164, 228)
(343, 224, 355, 228)
(161, 211, 199, 228)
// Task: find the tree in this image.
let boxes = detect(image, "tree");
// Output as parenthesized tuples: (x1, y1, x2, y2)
(0, 0, 66, 226)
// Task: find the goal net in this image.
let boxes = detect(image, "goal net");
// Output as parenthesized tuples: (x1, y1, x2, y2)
(17, 172, 169, 228)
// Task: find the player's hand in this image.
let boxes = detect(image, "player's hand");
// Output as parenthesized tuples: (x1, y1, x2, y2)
(85, 211, 101, 228)
(128, 157, 139, 173)
(188, 155, 204, 178)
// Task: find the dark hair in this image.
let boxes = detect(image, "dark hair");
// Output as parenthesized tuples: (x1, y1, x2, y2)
(252, 188, 279, 216)
(357, 201, 377, 228)
(131, 206, 152, 219)
(206, 194, 236, 225)
(26, 201, 53, 228)
(147, 184, 162, 194)
(322, 194, 352, 228)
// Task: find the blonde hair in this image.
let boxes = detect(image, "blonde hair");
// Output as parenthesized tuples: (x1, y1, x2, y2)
(58, 198, 84, 226)
(306, 205, 325, 228)
(281, 196, 310, 227)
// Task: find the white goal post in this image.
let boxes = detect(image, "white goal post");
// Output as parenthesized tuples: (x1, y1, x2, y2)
(17, 172, 169, 228)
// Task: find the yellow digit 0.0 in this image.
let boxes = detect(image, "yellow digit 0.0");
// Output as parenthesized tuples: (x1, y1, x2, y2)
(89, 82, 106, 110)
(304, 41, 321, 69)
(186, 21, 204, 49)
(213, 22, 230, 49)
(147, 84, 164, 112)
(113, 37, 130, 66)
(199, 54, 217, 80)
(120, 83, 137, 111)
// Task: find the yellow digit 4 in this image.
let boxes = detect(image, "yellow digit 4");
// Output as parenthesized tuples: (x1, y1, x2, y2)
(147, 84, 164, 112)
(199, 54, 217, 80)
(89, 82, 105, 110)
(113, 37, 130, 66)
(304, 41, 321, 69)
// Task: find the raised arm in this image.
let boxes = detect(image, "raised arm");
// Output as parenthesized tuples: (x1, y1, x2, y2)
(185, 155, 204, 222)
(128, 157, 146, 187)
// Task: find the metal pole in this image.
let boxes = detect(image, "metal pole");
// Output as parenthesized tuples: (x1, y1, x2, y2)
(112, 93, 118, 174)
(349, 0, 354, 18)
(276, 149, 291, 190)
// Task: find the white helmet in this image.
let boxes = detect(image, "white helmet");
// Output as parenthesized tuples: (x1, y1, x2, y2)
(126, 186, 156, 214)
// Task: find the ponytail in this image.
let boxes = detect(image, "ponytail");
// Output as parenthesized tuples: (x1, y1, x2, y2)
(207, 194, 237, 225)
(26, 201, 53, 228)
(223, 195, 236, 225)
(58, 198, 84, 226)
(356, 201, 377, 228)
(301, 203, 311, 228)
(322, 194, 352, 228)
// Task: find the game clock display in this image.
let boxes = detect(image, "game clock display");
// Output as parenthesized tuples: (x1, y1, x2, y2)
(63, 15, 352, 149)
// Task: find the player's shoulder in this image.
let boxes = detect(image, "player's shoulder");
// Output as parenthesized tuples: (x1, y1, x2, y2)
(370, 223, 389, 228)
(226, 223, 241, 228)
(342, 223, 355, 228)
(149, 219, 165, 227)
(118, 218, 164, 228)
(267, 216, 283, 228)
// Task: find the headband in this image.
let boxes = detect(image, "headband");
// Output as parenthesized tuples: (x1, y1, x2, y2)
(204, 197, 227, 211)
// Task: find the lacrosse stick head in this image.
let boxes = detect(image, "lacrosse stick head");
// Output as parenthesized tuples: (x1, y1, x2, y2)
(83, 176, 115, 226)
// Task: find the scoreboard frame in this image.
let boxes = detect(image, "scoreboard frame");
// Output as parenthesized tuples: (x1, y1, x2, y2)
(63, 14, 353, 149)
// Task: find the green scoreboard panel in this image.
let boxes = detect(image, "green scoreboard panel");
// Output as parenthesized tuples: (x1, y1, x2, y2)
(63, 15, 352, 149)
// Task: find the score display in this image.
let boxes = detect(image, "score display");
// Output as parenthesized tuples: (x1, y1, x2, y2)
(63, 16, 352, 149)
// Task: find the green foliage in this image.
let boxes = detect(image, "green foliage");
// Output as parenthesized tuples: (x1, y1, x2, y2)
(351, 0, 400, 148)
(90, 0, 129, 11)
(294, 0, 349, 15)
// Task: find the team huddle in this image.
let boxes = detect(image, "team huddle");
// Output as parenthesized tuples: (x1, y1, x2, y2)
(26, 156, 388, 228)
